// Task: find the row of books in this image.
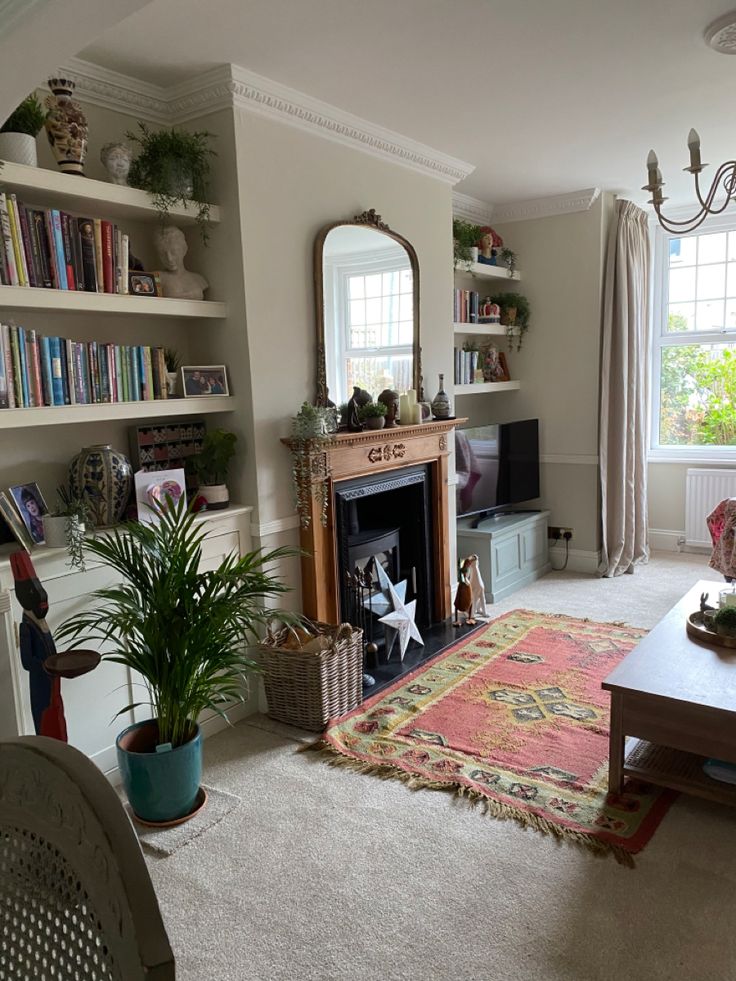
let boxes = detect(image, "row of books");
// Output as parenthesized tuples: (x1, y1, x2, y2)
(454, 347, 481, 385)
(453, 288, 480, 324)
(0, 322, 169, 409)
(0, 192, 129, 294)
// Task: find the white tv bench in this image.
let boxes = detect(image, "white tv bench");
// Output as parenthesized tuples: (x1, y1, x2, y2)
(456, 510, 551, 604)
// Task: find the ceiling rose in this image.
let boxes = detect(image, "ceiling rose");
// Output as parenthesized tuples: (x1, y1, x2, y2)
(705, 11, 736, 53)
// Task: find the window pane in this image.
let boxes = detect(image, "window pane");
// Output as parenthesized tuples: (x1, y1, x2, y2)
(659, 343, 736, 446)
(349, 298, 365, 327)
(698, 232, 727, 264)
(729, 232, 736, 262)
(669, 266, 696, 303)
(727, 262, 736, 298)
(670, 237, 696, 267)
(400, 269, 413, 291)
(696, 299, 724, 331)
(349, 276, 364, 299)
(697, 263, 726, 300)
(668, 303, 694, 332)
(726, 299, 736, 330)
(382, 270, 399, 294)
(345, 354, 413, 396)
(364, 274, 382, 299)
(397, 320, 414, 345)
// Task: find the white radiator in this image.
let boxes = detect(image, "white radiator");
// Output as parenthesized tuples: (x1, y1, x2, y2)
(685, 468, 736, 547)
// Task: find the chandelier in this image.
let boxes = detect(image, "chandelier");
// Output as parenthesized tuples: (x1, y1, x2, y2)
(643, 131, 736, 235)
(645, 11, 736, 235)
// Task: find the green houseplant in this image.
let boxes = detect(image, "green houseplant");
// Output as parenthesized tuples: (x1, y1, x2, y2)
(0, 94, 46, 167)
(713, 606, 736, 639)
(452, 218, 482, 269)
(290, 402, 336, 529)
(164, 347, 181, 396)
(126, 122, 216, 241)
(56, 496, 294, 823)
(42, 484, 92, 571)
(490, 291, 531, 351)
(358, 400, 387, 431)
(188, 428, 237, 511)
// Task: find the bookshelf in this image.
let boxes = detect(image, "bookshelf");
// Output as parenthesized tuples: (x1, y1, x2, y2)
(455, 260, 521, 282)
(0, 396, 235, 430)
(454, 381, 521, 395)
(0, 285, 228, 319)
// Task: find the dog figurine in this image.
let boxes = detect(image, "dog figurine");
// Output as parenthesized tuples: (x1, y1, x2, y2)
(453, 556, 478, 627)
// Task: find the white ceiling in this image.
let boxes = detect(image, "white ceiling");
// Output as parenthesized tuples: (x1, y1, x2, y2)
(79, 0, 736, 207)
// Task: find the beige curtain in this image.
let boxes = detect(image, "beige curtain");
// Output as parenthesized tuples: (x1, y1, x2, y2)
(599, 200, 650, 577)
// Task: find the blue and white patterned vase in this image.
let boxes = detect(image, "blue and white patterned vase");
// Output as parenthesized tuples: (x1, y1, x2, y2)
(69, 444, 133, 527)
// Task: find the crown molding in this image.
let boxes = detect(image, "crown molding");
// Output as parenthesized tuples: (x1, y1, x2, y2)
(57, 59, 475, 185)
(493, 187, 601, 223)
(452, 191, 494, 224)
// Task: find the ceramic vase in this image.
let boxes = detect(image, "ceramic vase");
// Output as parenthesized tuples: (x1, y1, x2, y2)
(0, 132, 37, 167)
(44, 78, 88, 175)
(431, 373, 452, 419)
(42, 514, 84, 549)
(166, 372, 178, 396)
(69, 444, 132, 527)
(197, 483, 229, 511)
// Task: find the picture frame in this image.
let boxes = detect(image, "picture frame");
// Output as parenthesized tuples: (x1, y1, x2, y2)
(128, 271, 161, 297)
(8, 482, 48, 546)
(497, 352, 511, 383)
(0, 491, 34, 551)
(181, 366, 229, 398)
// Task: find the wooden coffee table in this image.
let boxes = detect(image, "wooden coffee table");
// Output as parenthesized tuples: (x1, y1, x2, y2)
(602, 580, 736, 806)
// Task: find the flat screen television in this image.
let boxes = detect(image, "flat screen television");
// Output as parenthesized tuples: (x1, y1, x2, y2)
(455, 419, 540, 524)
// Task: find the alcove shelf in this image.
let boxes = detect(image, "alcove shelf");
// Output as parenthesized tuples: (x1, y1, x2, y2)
(454, 381, 521, 395)
(454, 261, 521, 282)
(0, 285, 227, 319)
(0, 396, 236, 430)
(452, 322, 514, 337)
(0, 160, 221, 226)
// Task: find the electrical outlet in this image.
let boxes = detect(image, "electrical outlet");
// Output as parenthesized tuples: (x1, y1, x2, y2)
(548, 526, 573, 540)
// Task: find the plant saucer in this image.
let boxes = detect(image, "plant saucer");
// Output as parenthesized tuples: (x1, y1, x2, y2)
(131, 786, 208, 828)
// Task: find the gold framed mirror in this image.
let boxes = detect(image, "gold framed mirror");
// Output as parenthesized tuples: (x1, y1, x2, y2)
(314, 209, 421, 407)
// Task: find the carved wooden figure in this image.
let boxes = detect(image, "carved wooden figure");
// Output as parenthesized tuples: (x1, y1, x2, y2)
(453, 556, 477, 627)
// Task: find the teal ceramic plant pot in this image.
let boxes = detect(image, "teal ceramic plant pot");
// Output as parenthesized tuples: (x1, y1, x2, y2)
(116, 719, 202, 823)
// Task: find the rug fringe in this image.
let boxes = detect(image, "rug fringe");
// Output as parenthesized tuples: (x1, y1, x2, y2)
(300, 740, 636, 868)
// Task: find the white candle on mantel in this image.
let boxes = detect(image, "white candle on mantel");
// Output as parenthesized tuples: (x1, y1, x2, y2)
(406, 389, 417, 406)
(399, 394, 410, 424)
(411, 402, 422, 425)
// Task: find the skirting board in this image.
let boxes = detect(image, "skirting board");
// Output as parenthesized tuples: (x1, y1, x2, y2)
(648, 528, 709, 554)
(548, 546, 602, 575)
(99, 698, 257, 786)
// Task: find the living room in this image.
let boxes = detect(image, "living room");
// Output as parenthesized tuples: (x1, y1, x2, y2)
(1, 2, 735, 980)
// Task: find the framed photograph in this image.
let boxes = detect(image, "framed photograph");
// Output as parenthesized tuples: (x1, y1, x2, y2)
(181, 366, 229, 398)
(0, 492, 34, 551)
(129, 271, 161, 297)
(9, 483, 48, 545)
(497, 352, 511, 383)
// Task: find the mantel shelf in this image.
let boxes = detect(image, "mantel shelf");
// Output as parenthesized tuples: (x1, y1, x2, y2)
(0, 285, 228, 319)
(454, 381, 521, 395)
(0, 160, 221, 225)
(0, 396, 236, 429)
(454, 261, 521, 282)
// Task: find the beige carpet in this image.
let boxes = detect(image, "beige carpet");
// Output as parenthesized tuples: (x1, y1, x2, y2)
(148, 552, 736, 981)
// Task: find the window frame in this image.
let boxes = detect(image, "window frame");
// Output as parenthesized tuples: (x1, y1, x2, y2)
(649, 211, 736, 463)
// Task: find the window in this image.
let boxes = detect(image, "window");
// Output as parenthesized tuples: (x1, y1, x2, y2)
(325, 248, 413, 405)
(651, 219, 736, 459)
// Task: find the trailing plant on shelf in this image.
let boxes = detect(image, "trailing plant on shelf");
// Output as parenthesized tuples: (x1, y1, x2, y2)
(126, 122, 216, 241)
(43, 483, 92, 572)
(290, 402, 337, 529)
(188, 428, 237, 511)
(1, 95, 46, 137)
(499, 247, 518, 277)
(452, 218, 482, 269)
(56, 495, 295, 823)
(490, 291, 531, 351)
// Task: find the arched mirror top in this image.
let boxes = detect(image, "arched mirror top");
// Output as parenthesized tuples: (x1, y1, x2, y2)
(314, 209, 421, 407)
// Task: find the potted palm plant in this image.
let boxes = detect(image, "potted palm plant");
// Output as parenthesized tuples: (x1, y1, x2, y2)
(188, 428, 236, 510)
(0, 94, 46, 166)
(56, 497, 293, 823)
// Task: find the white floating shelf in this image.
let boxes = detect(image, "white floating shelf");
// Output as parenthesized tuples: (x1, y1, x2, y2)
(454, 261, 521, 282)
(0, 285, 228, 319)
(0, 160, 221, 225)
(0, 396, 236, 430)
(454, 381, 521, 395)
(452, 322, 513, 337)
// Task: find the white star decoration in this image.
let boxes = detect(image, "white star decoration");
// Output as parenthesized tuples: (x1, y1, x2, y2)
(375, 563, 424, 661)
(364, 562, 407, 615)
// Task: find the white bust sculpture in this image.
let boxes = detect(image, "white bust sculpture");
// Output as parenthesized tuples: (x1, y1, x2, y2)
(154, 225, 208, 301)
(100, 142, 132, 185)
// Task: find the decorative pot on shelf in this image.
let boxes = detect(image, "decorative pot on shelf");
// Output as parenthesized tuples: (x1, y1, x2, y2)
(197, 483, 229, 511)
(431, 373, 452, 419)
(42, 513, 83, 549)
(500, 306, 517, 327)
(469, 246, 479, 264)
(116, 719, 202, 823)
(362, 416, 385, 431)
(44, 77, 88, 175)
(0, 132, 37, 167)
(166, 372, 178, 396)
(69, 444, 132, 527)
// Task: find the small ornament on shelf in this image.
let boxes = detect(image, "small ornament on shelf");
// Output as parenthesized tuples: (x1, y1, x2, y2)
(431, 374, 452, 419)
(154, 225, 208, 300)
(476, 226, 503, 266)
(100, 142, 132, 185)
(478, 298, 501, 324)
(44, 78, 88, 175)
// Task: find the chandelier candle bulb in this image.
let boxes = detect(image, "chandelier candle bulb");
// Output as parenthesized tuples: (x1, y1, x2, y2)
(687, 129, 703, 171)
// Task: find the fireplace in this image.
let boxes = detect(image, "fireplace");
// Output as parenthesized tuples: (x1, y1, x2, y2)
(334, 465, 433, 634)
(283, 417, 464, 628)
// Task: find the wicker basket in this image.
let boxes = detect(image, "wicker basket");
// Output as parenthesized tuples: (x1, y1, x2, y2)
(258, 621, 364, 731)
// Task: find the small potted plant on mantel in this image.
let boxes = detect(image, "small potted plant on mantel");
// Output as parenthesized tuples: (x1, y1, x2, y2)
(56, 496, 294, 824)
(0, 94, 46, 167)
(188, 428, 237, 511)
(358, 401, 387, 431)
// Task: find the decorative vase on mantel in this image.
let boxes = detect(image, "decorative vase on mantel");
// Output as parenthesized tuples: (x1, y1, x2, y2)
(431, 373, 452, 419)
(44, 78, 88, 175)
(69, 444, 132, 528)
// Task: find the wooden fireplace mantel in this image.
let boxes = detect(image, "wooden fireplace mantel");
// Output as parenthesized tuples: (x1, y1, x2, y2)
(282, 418, 466, 625)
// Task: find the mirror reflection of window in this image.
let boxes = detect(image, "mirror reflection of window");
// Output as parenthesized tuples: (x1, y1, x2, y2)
(323, 226, 414, 405)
